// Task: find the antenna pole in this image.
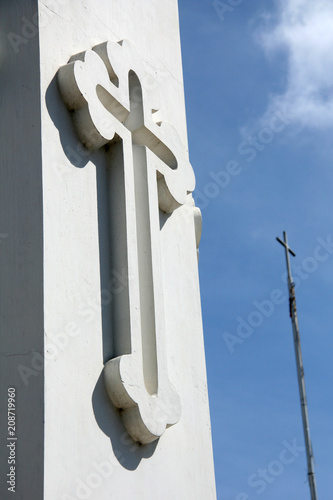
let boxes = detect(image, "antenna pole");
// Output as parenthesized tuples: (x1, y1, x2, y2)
(276, 231, 318, 500)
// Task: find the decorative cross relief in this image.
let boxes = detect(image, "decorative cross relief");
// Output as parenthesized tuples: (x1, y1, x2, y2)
(58, 40, 198, 444)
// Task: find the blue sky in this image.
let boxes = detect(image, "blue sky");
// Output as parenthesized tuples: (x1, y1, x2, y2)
(178, 1, 333, 498)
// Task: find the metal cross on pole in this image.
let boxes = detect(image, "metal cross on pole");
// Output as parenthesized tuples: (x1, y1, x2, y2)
(276, 231, 318, 500)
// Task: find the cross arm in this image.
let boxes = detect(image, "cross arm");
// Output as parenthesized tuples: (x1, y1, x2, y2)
(276, 235, 296, 257)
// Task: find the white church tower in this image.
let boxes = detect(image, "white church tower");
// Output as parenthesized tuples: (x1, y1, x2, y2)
(0, 1, 217, 498)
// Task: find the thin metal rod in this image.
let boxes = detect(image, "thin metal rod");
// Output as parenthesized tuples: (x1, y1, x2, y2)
(276, 232, 318, 500)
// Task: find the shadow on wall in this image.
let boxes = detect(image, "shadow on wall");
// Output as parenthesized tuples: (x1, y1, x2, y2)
(92, 372, 158, 470)
(46, 73, 158, 470)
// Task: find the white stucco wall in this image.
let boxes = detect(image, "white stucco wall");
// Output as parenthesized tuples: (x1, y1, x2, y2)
(5, 1, 216, 498)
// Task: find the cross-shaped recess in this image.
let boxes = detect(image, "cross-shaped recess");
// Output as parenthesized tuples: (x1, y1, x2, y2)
(58, 40, 195, 443)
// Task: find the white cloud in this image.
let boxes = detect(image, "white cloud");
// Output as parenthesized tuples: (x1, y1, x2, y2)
(257, 0, 333, 129)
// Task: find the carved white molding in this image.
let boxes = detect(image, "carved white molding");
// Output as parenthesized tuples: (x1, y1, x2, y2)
(57, 40, 200, 443)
